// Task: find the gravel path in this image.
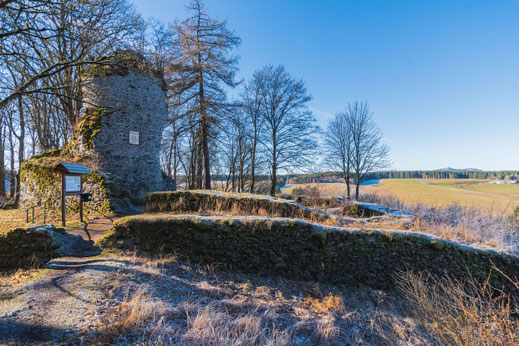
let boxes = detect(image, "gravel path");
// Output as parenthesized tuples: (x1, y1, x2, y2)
(0, 218, 118, 344)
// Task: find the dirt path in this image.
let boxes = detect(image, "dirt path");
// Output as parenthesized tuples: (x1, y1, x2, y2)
(0, 218, 119, 344)
(67, 217, 116, 243)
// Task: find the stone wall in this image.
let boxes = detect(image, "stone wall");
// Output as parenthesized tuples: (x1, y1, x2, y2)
(144, 190, 334, 223)
(99, 214, 519, 293)
(0, 225, 77, 271)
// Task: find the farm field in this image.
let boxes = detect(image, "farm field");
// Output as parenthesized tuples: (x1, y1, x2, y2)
(282, 179, 519, 212)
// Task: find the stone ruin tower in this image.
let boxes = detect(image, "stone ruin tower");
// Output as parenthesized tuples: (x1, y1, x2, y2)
(19, 51, 173, 213)
(76, 51, 169, 200)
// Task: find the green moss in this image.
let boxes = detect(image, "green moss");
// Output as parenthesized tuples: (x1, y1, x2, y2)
(20, 155, 114, 217)
(429, 239, 445, 250)
(99, 214, 519, 294)
(144, 190, 333, 224)
(82, 50, 166, 89)
(0, 227, 60, 271)
(63, 107, 112, 154)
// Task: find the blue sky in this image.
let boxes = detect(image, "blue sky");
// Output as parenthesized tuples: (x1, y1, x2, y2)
(132, 0, 519, 171)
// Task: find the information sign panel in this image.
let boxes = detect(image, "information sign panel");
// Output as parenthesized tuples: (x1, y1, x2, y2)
(65, 175, 82, 193)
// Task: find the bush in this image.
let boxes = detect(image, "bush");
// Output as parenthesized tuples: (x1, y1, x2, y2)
(399, 270, 519, 345)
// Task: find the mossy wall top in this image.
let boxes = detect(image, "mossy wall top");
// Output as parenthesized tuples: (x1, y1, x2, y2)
(144, 190, 333, 223)
(100, 214, 519, 294)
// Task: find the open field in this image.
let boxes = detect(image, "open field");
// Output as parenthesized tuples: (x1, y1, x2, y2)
(282, 179, 519, 212)
(363, 179, 519, 212)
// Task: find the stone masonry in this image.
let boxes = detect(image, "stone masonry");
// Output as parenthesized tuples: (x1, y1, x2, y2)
(79, 64, 168, 201)
(19, 51, 172, 213)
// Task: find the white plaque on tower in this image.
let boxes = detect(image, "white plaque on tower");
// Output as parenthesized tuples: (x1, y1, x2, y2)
(129, 131, 140, 145)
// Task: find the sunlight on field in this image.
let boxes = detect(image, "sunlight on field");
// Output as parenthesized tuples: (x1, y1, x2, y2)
(362, 179, 519, 211)
(0, 209, 27, 234)
(280, 179, 519, 212)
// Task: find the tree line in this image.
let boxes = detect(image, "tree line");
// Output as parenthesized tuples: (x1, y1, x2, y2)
(287, 170, 519, 185)
(0, 0, 389, 203)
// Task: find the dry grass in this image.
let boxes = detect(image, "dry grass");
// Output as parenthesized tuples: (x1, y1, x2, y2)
(0, 205, 110, 235)
(0, 209, 26, 234)
(152, 193, 339, 226)
(363, 179, 519, 211)
(358, 193, 519, 254)
(183, 304, 292, 345)
(79, 252, 431, 345)
(302, 293, 345, 314)
(7, 250, 516, 344)
(397, 270, 519, 345)
(98, 285, 174, 344)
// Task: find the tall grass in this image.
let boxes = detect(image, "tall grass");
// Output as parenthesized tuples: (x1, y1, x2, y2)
(358, 193, 519, 254)
(397, 270, 519, 345)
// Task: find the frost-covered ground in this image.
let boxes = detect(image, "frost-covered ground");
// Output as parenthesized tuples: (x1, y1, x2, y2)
(0, 253, 430, 345)
(358, 193, 519, 255)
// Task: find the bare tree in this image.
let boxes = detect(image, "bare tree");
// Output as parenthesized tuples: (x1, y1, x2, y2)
(254, 65, 318, 196)
(347, 101, 390, 199)
(171, 0, 241, 189)
(324, 111, 353, 198)
(242, 73, 266, 193)
(0, 0, 143, 112)
(0, 111, 5, 197)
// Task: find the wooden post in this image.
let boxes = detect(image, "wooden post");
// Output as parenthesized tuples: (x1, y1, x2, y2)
(61, 173, 66, 226)
(79, 196, 83, 223)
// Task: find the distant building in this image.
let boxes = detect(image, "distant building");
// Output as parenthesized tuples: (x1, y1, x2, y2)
(487, 180, 518, 185)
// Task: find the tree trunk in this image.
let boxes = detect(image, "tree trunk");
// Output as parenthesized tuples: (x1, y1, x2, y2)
(270, 137, 277, 196)
(354, 173, 361, 199)
(196, 134, 203, 189)
(343, 172, 350, 199)
(15, 95, 24, 206)
(270, 163, 277, 196)
(0, 122, 5, 197)
(8, 128, 15, 198)
(250, 147, 256, 193)
(250, 122, 258, 193)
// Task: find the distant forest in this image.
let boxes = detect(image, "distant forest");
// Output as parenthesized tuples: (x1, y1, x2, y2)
(284, 170, 519, 185)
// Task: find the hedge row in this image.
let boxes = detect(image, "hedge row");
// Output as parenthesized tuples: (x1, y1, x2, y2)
(144, 190, 334, 223)
(99, 215, 519, 293)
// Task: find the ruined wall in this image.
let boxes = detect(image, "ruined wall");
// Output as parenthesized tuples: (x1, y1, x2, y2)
(99, 214, 519, 294)
(20, 51, 171, 213)
(144, 190, 334, 224)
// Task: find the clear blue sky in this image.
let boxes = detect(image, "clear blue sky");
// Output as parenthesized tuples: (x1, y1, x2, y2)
(132, 0, 519, 171)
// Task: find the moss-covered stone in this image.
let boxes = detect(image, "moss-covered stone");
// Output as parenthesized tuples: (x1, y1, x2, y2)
(82, 50, 165, 89)
(0, 226, 61, 271)
(99, 214, 519, 294)
(63, 107, 112, 154)
(144, 190, 335, 224)
(19, 150, 114, 217)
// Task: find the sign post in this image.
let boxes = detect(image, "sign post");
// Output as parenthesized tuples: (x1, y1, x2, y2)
(54, 163, 91, 226)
